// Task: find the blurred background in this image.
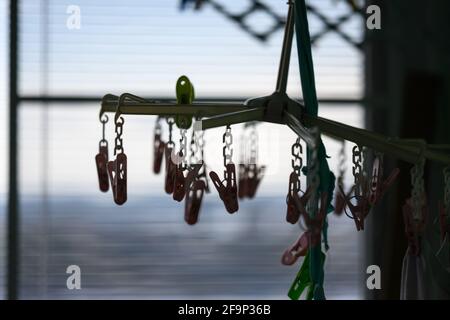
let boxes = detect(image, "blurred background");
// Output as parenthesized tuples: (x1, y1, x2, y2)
(0, 0, 449, 300)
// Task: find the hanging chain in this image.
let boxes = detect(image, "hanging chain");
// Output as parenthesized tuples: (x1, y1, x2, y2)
(240, 129, 247, 165)
(445, 166, 450, 211)
(249, 125, 258, 165)
(179, 129, 188, 169)
(223, 125, 233, 166)
(190, 128, 199, 165)
(410, 156, 426, 221)
(100, 114, 108, 147)
(114, 116, 124, 155)
(337, 140, 346, 187)
(309, 130, 320, 195)
(352, 145, 362, 196)
(166, 117, 175, 148)
(154, 116, 162, 137)
(197, 128, 205, 164)
(291, 137, 303, 177)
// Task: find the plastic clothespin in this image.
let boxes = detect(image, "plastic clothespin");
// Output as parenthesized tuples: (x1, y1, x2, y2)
(286, 172, 303, 224)
(402, 197, 427, 256)
(238, 164, 248, 199)
(185, 179, 206, 225)
(173, 163, 203, 202)
(438, 202, 449, 243)
(153, 122, 165, 174)
(282, 232, 309, 266)
(164, 146, 177, 194)
(209, 163, 239, 214)
(368, 156, 400, 206)
(95, 141, 109, 192)
(339, 184, 369, 231)
(107, 153, 127, 205)
(245, 164, 266, 198)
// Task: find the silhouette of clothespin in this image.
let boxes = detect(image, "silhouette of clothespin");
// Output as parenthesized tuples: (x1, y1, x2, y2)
(173, 163, 203, 202)
(368, 157, 400, 206)
(238, 164, 248, 199)
(402, 198, 427, 256)
(286, 172, 313, 224)
(209, 163, 239, 213)
(439, 202, 449, 243)
(164, 145, 177, 194)
(282, 192, 328, 267)
(245, 164, 266, 199)
(293, 192, 328, 247)
(185, 179, 206, 225)
(338, 184, 369, 231)
(95, 142, 109, 192)
(281, 232, 309, 266)
(153, 131, 165, 174)
(107, 153, 127, 205)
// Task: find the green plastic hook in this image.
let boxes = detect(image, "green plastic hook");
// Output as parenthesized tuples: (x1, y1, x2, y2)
(175, 75, 195, 129)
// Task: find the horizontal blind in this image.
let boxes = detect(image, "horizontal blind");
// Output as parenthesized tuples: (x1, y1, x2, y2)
(13, 0, 366, 299)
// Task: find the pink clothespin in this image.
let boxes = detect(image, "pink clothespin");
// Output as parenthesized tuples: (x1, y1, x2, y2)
(210, 163, 239, 213)
(368, 156, 400, 206)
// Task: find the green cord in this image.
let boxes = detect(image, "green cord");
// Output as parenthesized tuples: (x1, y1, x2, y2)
(291, 0, 335, 300)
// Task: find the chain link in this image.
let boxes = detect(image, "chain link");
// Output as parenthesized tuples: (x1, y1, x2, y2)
(114, 116, 124, 155)
(154, 116, 162, 136)
(189, 128, 199, 165)
(337, 140, 346, 187)
(291, 138, 303, 177)
(249, 125, 258, 165)
(223, 125, 233, 166)
(352, 145, 362, 196)
(100, 114, 108, 147)
(179, 129, 188, 169)
(166, 117, 175, 148)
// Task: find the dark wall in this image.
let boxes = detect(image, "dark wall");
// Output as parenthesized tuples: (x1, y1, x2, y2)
(364, 0, 450, 299)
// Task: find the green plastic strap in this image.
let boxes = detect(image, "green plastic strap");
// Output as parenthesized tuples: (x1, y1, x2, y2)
(288, 250, 326, 300)
(293, 0, 335, 300)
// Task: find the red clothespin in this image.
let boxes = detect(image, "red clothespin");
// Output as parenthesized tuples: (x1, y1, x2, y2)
(153, 130, 165, 174)
(368, 156, 400, 206)
(281, 232, 309, 265)
(95, 141, 109, 192)
(286, 172, 312, 224)
(238, 164, 248, 199)
(245, 164, 266, 198)
(334, 141, 347, 215)
(294, 192, 328, 247)
(339, 184, 369, 231)
(402, 198, 427, 256)
(107, 153, 127, 205)
(282, 192, 327, 265)
(209, 163, 239, 214)
(439, 201, 449, 243)
(334, 189, 346, 215)
(286, 172, 301, 224)
(185, 179, 206, 225)
(164, 146, 177, 194)
(173, 163, 203, 202)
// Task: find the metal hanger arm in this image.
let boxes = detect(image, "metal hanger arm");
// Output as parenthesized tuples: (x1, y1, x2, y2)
(284, 111, 317, 148)
(195, 108, 264, 131)
(303, 113, 450, 165)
